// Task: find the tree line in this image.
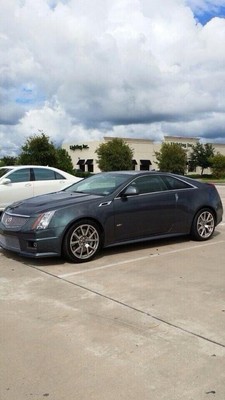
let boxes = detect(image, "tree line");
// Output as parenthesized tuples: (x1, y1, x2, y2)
(1, 133, 225, 178)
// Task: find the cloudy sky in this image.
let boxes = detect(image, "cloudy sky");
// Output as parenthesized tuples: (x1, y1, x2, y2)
(0, 0, 225, 157)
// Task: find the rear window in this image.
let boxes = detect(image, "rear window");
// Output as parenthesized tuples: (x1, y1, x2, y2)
(161, 175, 193, 190)
(33, 168, 64, 181)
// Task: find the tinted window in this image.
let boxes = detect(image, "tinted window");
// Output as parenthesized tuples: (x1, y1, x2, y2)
(131, 175, 168, 194)
(161, 175, 192, 190)
(8, 168, 30, 183)
(65, 173, 130, 196)
(0, 168, 13, 178)
(55, 171, 65, 179)
(33, 168, 64, 181)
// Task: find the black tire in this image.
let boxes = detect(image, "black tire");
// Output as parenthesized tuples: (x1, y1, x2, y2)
(63, 220, 102, 263)
(191, 208, 215, 241)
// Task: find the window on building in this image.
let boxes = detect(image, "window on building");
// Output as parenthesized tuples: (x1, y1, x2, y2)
(132, 160, 137, 170)
(76, 159, 85, 172)
(85, 159, 94, 173)
(140, 159, 152, 171)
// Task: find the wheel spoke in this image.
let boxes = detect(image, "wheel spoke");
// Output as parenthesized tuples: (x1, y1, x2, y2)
(69, 223, 100, 260)
(197, 211, 214, 239)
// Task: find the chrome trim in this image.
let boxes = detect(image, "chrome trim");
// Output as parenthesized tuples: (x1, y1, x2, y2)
(99, 201, 112, 207)
(3, 211, 30, 218)
(115, 186, 197, 200)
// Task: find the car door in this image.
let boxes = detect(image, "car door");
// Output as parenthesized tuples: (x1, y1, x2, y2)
(160, 174, 197, 232)
(32, 167, 68, 196)
(0, 168, 33, 209)
(113, 175, 177, 242)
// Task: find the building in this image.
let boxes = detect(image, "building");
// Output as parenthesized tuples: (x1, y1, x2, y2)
(62, 136, 225, 174)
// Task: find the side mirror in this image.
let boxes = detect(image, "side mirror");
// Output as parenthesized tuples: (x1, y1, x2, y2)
(0, 178, 11, 185)
(121, 185, 139, 197)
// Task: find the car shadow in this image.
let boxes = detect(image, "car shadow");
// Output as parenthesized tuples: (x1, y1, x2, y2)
(2, 232, 221, 268)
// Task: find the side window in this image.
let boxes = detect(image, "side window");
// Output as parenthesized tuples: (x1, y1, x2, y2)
(33, 168, 61, 181)
(133, 175, 167, 194)
(161, 176, 192, 190)
(55, 171, 65, 179)
(8, 168, 30, 183)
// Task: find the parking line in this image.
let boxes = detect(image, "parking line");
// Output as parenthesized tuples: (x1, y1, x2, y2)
(59, 239, 225, 278)
(59, 256, 149, 278)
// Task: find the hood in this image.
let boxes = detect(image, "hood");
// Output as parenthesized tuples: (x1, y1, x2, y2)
(6, 191, 103, 215)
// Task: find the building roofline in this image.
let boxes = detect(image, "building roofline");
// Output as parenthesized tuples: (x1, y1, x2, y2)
(103, 136, 154, 143)
(164, 135, 200, 141)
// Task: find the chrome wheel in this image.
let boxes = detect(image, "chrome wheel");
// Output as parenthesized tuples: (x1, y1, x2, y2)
(196, 211, 215, 239)
(70, 223, 99, 260)
(63, 220, 102, 262)
(191, 208, 215, 241)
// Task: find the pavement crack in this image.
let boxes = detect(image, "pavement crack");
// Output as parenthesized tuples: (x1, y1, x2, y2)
(28, 263, 225, 349)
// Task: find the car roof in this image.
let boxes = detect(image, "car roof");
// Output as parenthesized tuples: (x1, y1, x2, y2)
(99, 171, 170, 176)
(0, 165, 57, 169)
(0, 165, 68, 172)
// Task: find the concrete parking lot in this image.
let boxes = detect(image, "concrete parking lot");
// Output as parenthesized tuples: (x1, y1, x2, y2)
(1, 186, 225, 400)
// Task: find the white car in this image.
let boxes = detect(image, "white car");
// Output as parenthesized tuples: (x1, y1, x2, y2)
(0, 165, 81, 211)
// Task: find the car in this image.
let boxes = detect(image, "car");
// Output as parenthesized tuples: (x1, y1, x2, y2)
(0, 165, 81, 211)
(0, 171, 223, 263)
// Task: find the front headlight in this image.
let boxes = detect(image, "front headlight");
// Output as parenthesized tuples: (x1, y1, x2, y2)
(32, 211, 56, 230)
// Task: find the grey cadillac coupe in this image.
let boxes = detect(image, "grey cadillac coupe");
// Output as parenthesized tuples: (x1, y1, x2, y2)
(0, 171, 223, 263)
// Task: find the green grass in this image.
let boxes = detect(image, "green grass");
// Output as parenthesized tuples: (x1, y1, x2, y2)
(187, 174, 225, 184)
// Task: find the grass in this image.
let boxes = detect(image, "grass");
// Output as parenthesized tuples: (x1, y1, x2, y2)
(187, 174, 225, 184)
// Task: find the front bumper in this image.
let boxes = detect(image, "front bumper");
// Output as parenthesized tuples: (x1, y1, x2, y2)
(0, 229, 62, 258)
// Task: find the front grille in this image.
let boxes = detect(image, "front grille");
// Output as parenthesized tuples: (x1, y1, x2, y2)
(0, 233, 20, 251)
(1, 212, 29, 229)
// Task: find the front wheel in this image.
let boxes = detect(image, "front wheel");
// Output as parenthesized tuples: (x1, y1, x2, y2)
(191, 208, 215, 241)
(63, 220, 102, 263)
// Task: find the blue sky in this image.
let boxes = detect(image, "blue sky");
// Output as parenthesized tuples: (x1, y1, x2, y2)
(0, 0, 225, 157)
(194, 5, 225, 24)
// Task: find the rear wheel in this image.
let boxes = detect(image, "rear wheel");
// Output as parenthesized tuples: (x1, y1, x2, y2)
(191, 208, 215, 241)
(63, 220, 102, 263)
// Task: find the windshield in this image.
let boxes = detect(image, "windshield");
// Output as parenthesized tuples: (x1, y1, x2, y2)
(64, 172, 131, 196)
(0, 168, 13, 179)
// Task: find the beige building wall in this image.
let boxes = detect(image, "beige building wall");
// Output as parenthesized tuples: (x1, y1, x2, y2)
(62, 136, 225, 174)
(213, 143, 225, 155)
(63, 137, 160, 173)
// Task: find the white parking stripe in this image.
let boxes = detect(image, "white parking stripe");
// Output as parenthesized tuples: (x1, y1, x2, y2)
(59, 239, 225, 278)
(59, 256, 150, 278)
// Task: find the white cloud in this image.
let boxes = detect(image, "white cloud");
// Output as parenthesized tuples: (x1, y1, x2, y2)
(0, 0, 225, 158)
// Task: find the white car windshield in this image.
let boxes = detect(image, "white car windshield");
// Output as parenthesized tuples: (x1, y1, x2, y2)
(64, 173, 131, 196)
(0, 168, 13, 179)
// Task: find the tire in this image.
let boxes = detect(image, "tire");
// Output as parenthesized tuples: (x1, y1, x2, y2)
(191, 208, 215, 241)
(63, 220, 102, 263)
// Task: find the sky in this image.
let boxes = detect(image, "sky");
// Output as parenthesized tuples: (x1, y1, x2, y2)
(0, 0, 225, 158)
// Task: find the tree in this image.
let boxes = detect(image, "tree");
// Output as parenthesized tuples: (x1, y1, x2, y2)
(95, 138, 133, 171)
(189, 143, 215, 175)
(16, 132, 75, 174)
(210, 153, 225, 178)
(154, 142, 187, 174)
(17, 132, 58, 166)
(0, 156, 18, 166)
(56, 148, 74, 174)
